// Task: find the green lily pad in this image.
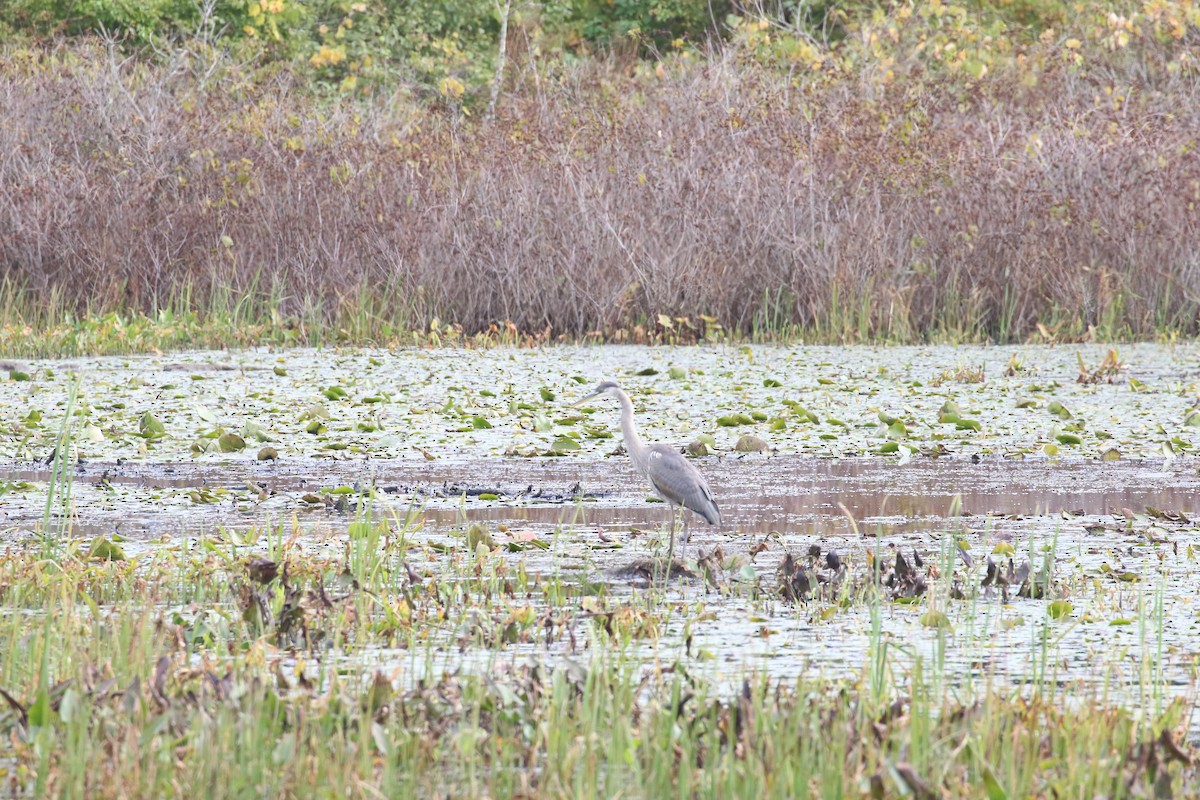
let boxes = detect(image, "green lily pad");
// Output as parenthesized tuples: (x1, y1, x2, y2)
(549, 436, 580, 453)
(139, 412, 167, 439)
(1047, 401, 1072, 420)
(88, 537, 126, 561)
(920, 611, 951, 629)
(1047, 600, 1073, 620)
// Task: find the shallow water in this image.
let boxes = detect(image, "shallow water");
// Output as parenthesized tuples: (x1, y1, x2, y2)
(3, 343, 1200, 734)
(4, 453, 1199, 539)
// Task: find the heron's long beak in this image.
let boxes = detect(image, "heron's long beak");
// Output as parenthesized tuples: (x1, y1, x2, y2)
(571, 391, 603, 408)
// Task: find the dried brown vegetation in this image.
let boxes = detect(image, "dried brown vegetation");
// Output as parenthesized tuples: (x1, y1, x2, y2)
(3, 38, 1200, 341)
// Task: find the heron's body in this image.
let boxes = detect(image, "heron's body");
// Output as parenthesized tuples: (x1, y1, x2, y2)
(635, 444, 721, 526)
(575, 381, 720, 564)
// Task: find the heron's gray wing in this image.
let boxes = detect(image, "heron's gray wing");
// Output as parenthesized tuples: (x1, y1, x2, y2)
(643, 444, 721, 525)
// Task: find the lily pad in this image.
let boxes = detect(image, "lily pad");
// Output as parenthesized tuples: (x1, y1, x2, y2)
(920, 611, 951, 629)
(218, 432, 246, 452)
(88, 537, 126, 561)
(139, 412, 167, 439)
(1047, 401, 1072, 420)
(1047, 600, 1074, 620)
(549, 436, 580, 453)
(734, 434, 769, 453)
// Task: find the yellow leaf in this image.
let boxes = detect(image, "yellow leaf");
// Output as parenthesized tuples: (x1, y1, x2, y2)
(439, 76, 465, 100)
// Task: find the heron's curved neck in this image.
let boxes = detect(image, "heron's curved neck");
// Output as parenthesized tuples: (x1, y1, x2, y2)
(614, 389, 649, 466)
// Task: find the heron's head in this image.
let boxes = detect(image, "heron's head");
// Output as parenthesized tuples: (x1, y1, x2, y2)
(572, 380, 621, 407)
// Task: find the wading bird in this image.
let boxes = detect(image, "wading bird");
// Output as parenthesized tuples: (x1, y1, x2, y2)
(574, 381, 721, 567)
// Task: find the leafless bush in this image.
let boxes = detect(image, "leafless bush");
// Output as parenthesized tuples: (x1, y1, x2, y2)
(2, 41, 1199, 339)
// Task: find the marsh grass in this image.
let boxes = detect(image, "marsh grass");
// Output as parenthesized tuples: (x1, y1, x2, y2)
(0, 276, 555, 358)
(1, 516, 1196, 798)
(38, 374, 78, 554)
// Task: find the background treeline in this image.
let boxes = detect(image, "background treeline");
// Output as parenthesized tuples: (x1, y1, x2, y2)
(2, 1, 1199, 345)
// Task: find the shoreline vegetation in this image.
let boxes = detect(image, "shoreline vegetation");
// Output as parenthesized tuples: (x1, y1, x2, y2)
(2, 2, 1200, 356)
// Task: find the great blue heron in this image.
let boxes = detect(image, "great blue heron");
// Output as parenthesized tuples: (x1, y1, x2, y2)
(574, 380, 721, 567)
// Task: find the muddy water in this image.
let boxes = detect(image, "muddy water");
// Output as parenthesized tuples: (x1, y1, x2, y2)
(3, 455, 1198, 538)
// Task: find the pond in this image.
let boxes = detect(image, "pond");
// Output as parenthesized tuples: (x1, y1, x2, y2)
(2, 343, 1199, 736)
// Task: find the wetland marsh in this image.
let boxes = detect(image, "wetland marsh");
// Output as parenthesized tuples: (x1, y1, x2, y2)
(2, 343, 1200, 797)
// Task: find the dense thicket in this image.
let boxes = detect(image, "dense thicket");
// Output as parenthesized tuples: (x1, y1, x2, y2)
(2, 1, 1199, 341)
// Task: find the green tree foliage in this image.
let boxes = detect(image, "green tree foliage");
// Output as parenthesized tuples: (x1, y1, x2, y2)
(566, 0, 734, 50)
(2, 0, 738, 90)
(2, 0, 1197, 97)
(4, 0, 208, 42)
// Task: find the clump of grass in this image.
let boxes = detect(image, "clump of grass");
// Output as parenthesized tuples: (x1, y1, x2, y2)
(1077, 348, 1128, 384)
(931, 363, 986, 386)
(39, 373, 78, 552)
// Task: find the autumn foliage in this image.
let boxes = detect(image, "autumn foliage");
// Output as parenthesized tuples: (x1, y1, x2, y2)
(2, 2, 1199, 342)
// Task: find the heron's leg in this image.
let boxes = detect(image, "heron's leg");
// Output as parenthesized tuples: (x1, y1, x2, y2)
(666, 503, 677, 568)
(681, 512, 690, 563)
